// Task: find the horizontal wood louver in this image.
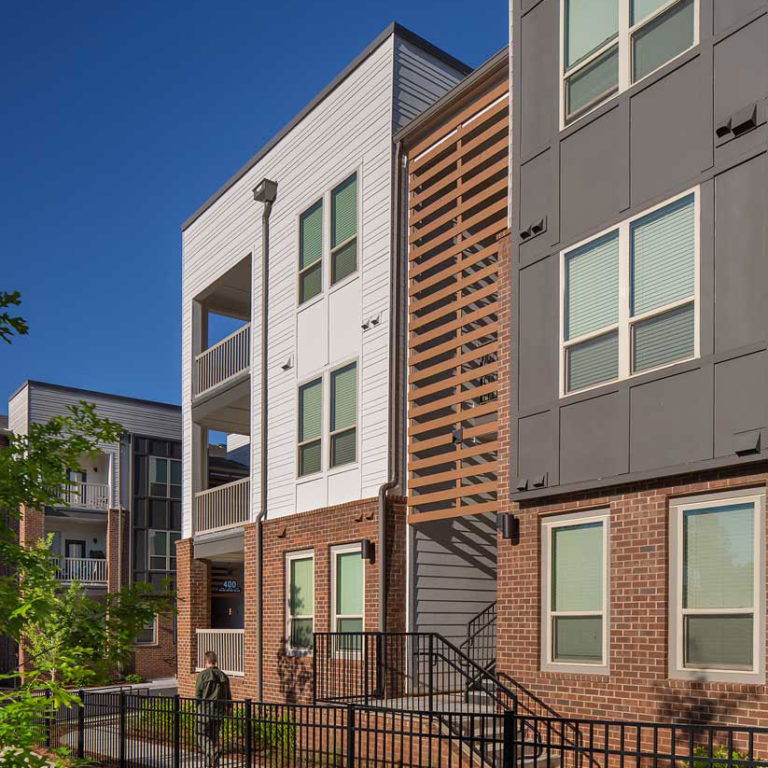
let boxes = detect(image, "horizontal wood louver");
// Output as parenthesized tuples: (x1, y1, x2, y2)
(406, 76, 509, 524)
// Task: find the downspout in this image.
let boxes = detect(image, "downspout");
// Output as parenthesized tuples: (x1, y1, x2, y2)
(253, 178, 278, 700)
(378, 140, 406, 633)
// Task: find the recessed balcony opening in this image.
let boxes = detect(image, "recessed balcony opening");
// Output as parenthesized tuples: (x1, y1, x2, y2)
(46, 515, 108, 588)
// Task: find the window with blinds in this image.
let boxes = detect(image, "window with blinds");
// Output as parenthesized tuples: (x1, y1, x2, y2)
(562, 0, 698, 125)
(543, 511, 609, 670)
(331, 174, 358, 285)
(561, 190, 697, 395)
(330, 362, 357, 468)
(298, 378, 322, 476)
(286, 551, 314, 652)
(671, 493, 764, 678)
(332, 543, 364, 651)
(299, 200, 323, 304)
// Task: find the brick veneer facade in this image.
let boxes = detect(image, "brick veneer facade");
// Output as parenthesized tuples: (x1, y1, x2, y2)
(176, 496, 406, 702)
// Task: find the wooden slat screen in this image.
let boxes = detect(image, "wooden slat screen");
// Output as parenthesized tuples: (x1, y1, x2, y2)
(406, 79, 509, 524)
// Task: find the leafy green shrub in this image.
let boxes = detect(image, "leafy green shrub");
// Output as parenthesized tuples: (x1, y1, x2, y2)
(123, 674, 145, 685)
(693, 744, 753, 768)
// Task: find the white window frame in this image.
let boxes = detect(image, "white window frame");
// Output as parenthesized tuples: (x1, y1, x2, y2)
(559, 187, 700, 398)
(296, 166, 361, 308)
(329, 360, 359, 471)
(541, 509, 610, 674)
(149, 456, 182, 497)
(297, 376, 323, 478)
(147, 529, 181, 571)
(135, 615, 158, 646)
(669, 488, 766, 683)
(559, 0, 700, 128)
(285, 549, 315, 655)
(331, 542, 365, 645)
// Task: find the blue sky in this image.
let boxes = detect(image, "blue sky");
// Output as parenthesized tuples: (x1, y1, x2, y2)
(0, 0, 507, 409)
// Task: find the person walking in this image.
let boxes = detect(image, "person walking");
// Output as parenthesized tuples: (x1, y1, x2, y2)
(195, 650, 232, 767)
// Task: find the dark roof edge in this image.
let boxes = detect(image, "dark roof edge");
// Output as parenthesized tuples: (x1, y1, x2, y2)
(9, 380, 181, 411)
(394, 46, 508, 145)
(181, 22, 471, 232)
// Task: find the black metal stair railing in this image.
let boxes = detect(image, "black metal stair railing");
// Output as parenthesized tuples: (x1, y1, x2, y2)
(460, 601, 497, 679)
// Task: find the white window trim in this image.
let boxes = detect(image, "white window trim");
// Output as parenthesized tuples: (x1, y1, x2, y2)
(296, 166, 361, 308)
(669, 488, 766, 683)
(541, 509, 610, 674)
(559, 186, 700, 398)
(148, 529, 181, 571)
(297, 376, 323, 479)
(329, 360, 359, 471)
(285, 549, 315, 656)
(149, 456, 182, 497)
(331, 542, 365, 655)
(135, 615, 158, 647)
(559, 0, 700, 129)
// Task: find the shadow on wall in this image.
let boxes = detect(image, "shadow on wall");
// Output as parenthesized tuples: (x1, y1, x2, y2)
(657, 675, 752, 724)
(276, 645, 313, 704)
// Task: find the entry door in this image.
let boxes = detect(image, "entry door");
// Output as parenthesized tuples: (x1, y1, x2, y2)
(211, 597, 244, 629)
(65, 540, 86, 559)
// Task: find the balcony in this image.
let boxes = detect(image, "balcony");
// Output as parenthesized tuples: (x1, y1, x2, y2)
(57, 481, 110, 511)
(57, 557, 108, 586)
(195, 477, 250, 535)
(194, 323, 250, 399)
(196, 629, 244, 676)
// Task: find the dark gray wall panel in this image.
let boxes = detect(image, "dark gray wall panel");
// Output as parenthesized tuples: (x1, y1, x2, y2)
(560, 107, 629, 242)
(520, 0, 558, 161)
(560, 392, 628, 484)
(714, 351, 768, 457)
(519, 149, 555, 262)
(518, 258, 558, 412)
(714, 0, 766, 35)
(630, 58, 710, 206)
(413, 515, 497, 646)
(518, 410, 557, 485)
(629, 369, 713, 473)
(714, 154, 768, 351)
(714, 16, 768, 130)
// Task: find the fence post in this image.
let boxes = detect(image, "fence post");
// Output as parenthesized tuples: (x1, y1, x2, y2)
(118, 690, 126, 768)
(312, 637, 318, 703)
(363, 635, 370, 707)
(503, 706, 517, 768)
(76, 690, 85, 759)
(173, 694, 181, 768)
(44, 688, 52, 749)
(375, 632, 384, 699)
(245, 699, 252, 768)
(427, 634, 434, 714)
(346, 704, 356, 768)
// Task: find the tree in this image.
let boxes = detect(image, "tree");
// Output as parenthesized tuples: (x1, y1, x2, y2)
(0, 290, 173, 763)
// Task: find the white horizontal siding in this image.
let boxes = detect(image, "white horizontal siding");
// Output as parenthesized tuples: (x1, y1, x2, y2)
(8, 384, 29, 436)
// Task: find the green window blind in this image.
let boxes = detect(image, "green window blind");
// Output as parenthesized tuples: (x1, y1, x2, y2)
(331, 175, 357, 248)
(684, 504, 754, 610)
(685, 615, 753, 669)
(632, 303, 694, 373)
(631, 194, 694, 316)
(554, 616, 603, 662)
(553, 522, 604, 612)
(300, 201, 323, 270)
(150, 457, 167, 485)
(567, 331, 619, 392)
(299, 379, 322, 443)
(566, 46, 619, 119)
(565, 231, 619, 340)
(290, 557, 314, 616)
(331, 364, 357, 431)
(170, 460, 181, 485)
(633, 0, 694, 81)
(565, 0, 619, 68)
(336, 551, 363, 616)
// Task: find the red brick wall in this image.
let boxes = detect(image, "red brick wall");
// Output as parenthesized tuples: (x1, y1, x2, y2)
(133, 610, 176, 679)
(497, 464, 768, 725)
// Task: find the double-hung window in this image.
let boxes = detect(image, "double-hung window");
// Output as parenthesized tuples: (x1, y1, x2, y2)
(148, 529, 181, 571)
(562, 189, 698, 395)
(562, 0, 697, 124)
(298, 172, 359, 305)
(298, 378, 323, 477)
(542, 510, 609, 672)
(332, 543, 364, 651)
(149, 457, 182, 499)
(135, 616, 157, 646)
(286, 550, 314, 653)
(330, 363, 357, 468)
(670, 491, 765, 681)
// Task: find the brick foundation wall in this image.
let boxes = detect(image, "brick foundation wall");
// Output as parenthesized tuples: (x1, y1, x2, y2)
(176, 496, 407, 703)
(497, 463, 768, 725)
(133, 610, 176, 679)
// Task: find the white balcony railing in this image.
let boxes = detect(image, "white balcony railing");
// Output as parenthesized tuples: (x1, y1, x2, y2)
(194, 323, 250, 397)
(59, 481, 110, 510)
(196, 629, 244, 676)
(57, 557, 108, 586)
(194, 477, 250, 535)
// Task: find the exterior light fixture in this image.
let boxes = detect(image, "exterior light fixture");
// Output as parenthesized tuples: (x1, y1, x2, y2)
(497, 513, 520, 544)
(361, 539, 375, 563)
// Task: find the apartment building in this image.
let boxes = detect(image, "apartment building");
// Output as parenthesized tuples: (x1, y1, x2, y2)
(505, 0, 768, 723)
(9, 381, 183, 680)
(179, 23, 470, 701)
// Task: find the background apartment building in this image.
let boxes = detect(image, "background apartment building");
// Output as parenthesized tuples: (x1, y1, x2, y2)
(506, 0, 768, 723)
(179, 23, 470, 701)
